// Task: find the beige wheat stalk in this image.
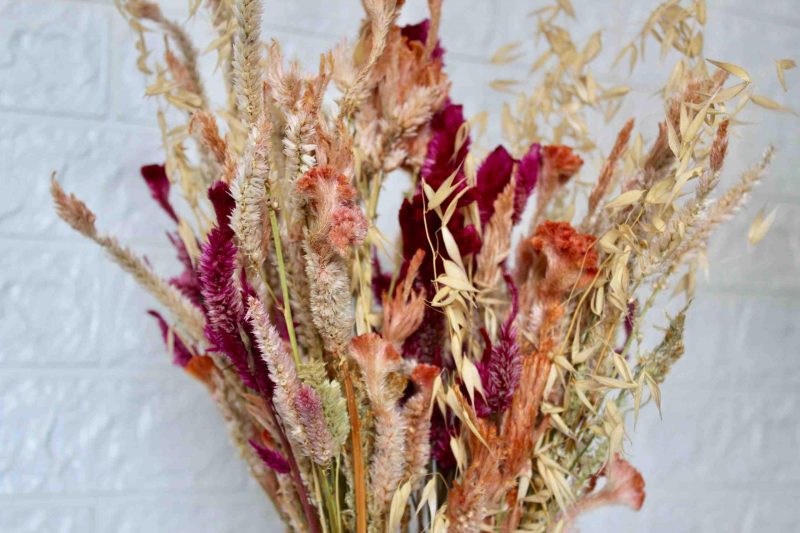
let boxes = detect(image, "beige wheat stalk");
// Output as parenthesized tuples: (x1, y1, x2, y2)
(339, 0, 396, 119)
(231, 117, 273, 296)
(51, 176, 206, 344)
(232, 0, 264, 127)
(670, 146, 774, 268)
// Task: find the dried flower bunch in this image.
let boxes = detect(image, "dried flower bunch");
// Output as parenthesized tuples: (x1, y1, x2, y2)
(51, 0, 791, 531)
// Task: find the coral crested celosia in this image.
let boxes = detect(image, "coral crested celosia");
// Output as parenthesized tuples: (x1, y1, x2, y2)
(49, 0, 786, 531)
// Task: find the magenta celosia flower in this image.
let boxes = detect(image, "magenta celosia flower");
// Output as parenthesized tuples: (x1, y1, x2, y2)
(473, 143, 541, 226)
(208, 180, 236, 233)
(475, 146, 516, 225)
(198, 187, 274, 396)
(420, 102, 469, 188)
(475, 273, 521, 417)
(198, 225, 266, 393)
(514, 142, 541, 223)
(166, 232, 203, 308)
(147, 309, 193, 367)
(249, 439, 291, 474)
(294, 383, 336, 465)
(140, 164, 178, 222)
(401, 307, 445, 366)
(371, 252, 393, 302)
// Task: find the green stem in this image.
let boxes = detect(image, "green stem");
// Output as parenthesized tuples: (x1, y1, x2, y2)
(319, 467, 341, 533)
(269, 208, 301, 366)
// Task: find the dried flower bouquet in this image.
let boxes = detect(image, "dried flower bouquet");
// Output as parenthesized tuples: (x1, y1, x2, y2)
(50, 0, 789, 531)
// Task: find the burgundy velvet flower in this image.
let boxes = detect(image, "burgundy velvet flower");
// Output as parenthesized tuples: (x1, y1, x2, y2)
(473, 143, 541, 226)
(475, 273, 522, 417)
(208, 180, 236, 234)
(420, 102, 470, 188)
(147, 309, 193, 367)
(249, 439, 291, 474)
(140, 164, 178, 222)
(166, 232, 203, 308)
(198, 226, 256, 388)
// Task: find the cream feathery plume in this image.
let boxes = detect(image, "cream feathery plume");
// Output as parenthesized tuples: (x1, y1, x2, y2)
(670, 146, 774, 268)
(266, 41, 301, 113)
(349, 333, 407, 531)
(231, 117, 272, 292)
(232, 0, 264, 127)
(402, 363, 439, 490)
(283, 111, 317, 183)
(305, 246, 355, 353)
(425, 0, 442, 59)
(247, 296, 336, 466)
(338, 0, 396, 118)
(475, 178, 515, 291)
(51, 177, 206, 344)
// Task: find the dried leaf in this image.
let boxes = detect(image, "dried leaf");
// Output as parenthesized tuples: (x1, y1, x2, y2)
(706, 58, 751, 82)
(490, 79, 520, 93)
(750, 94, 793, 114)
(388, 481, 411, 532)
(491, 42, 523, 64)
(776, 58, 797, 91)
(604, 189, 643, 209)
(748, 207, 777, 245)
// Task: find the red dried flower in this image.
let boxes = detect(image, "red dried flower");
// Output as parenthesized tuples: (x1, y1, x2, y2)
(147, 309, 194, 367)
(329, 206, 369, 254)
(141, 164, 178, 222)
(541, 145, 584, 183)
(249, 439, 291, 475)
(521, 221, 598, 296)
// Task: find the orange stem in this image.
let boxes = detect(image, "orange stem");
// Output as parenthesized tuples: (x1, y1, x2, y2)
(342, 364, 368, 533)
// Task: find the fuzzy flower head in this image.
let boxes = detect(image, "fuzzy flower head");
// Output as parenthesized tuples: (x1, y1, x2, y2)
(294, 383, 337, 466)
(297, 165, 367, 257)
(521, 221, 598, 297)
(474, 143, 541, 226)
(602, 454, 646, 510)
(565, 454, 646, 531)
(541, 145, 584, 184)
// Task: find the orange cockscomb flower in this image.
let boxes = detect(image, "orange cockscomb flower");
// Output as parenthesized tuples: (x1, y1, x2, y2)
(297, 165, 368, 257)
(542, 144, 585, 183)
(520, 220, 598, 297)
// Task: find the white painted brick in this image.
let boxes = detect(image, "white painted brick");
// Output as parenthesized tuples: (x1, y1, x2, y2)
(0, 239, 182, 367)
(95, 493, 280, 533)
(0, 117, 170, 244)
(0, 374, 249, 495)
(0, 505, 94, 533)
(0, 0, 110, 117)
(626, 384, 800, 491)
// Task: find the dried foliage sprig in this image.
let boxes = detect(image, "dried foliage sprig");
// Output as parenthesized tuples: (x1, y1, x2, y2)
(50, 0, 792, 531)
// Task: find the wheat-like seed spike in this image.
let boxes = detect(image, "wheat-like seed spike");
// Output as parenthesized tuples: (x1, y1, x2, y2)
(232, 0, 264, 127)
(51, 177, 206, 344)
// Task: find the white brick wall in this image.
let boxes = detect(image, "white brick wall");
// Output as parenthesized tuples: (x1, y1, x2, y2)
(0, 0, 797, 531)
